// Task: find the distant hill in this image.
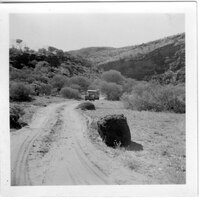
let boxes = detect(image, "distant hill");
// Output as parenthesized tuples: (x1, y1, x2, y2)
(69, 33, 185, 84)
(69, 47, 115, 58)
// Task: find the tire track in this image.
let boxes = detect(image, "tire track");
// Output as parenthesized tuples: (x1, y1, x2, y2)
(11, 103, 66, 186)
(11, 101, 115, 185)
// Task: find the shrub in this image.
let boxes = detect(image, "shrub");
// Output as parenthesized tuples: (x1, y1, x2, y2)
(39, 83, 52, 95)
(69, 76, 90, 92)
(88, 79, 103, 90)
(34, 74, 49, 84)
(69, 84, 81, 91)
(101, 70, 124, 84)
(10, 82, 31, 101)
(35, 61, 50, 73)
(60, 87, 81, 99)
(100, 81, 123, 100)
(51, 75, 68, 91)
(122, 78, 138, 93)
(121, 82, 185, 113)
(157, 85, 185, 113)
(10, 68, 35, 83)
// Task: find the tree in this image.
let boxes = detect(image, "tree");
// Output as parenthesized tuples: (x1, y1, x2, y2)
(16, 39, 23, 50)
(101, 70, 124, 84)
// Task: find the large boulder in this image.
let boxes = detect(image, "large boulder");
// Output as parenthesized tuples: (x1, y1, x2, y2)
(97, 114, 131, 147)
(76, 102, 95, 110)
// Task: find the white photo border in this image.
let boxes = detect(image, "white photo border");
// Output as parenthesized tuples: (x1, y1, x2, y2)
(0, 1, 198, 197)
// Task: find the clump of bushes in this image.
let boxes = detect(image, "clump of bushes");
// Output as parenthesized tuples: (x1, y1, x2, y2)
(101, 70, 124, 84)
(88, 79, 103, 90)
(122, 78, 138, 93)
(51, 75, 69, 92)
(121, 82, 185, 113)
(100, 81, 123, 101)
(69, 76, 90, 92)
(10, 82, 31, 101)
(60, 87, 81, 100)
(39, 83, 52, 95)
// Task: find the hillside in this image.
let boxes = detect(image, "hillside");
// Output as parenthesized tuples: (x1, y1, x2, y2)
(9, 47, 100, 88)
(69, 47, 115, 58)
(69, 33, 185, 84)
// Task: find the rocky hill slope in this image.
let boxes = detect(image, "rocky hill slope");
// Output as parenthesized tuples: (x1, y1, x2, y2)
(69, 33, 185, 84)
(10, 46, 100, 85)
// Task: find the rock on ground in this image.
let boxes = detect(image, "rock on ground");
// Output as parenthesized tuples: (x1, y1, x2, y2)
(97, 114, 131, 147)
(76, 102, 95, 110)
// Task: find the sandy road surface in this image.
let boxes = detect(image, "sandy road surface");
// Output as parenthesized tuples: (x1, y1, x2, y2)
(11, 100, 116, 185)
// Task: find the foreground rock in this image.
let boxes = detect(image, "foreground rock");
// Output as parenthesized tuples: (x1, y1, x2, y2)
(76, 102, 95, 110)
(97, 114, 131, 147)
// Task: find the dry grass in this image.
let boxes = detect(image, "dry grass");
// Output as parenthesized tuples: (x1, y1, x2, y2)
(84, 100, 186, 184)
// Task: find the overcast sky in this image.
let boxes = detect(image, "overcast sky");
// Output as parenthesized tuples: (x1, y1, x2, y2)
(10, 14, 184, 51)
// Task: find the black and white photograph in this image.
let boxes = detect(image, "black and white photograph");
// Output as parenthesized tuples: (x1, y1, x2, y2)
(0, 1, 198, 197)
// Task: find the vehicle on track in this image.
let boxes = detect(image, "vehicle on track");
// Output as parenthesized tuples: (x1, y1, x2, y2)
(85, 90, 100, 101)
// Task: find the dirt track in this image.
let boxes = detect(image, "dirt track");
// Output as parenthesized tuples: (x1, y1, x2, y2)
(11, 99, 159, 185)
(11, 101, 116, 185)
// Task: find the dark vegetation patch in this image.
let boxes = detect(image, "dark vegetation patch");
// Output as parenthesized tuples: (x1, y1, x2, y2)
(10, 105, 27, 129)
(9, 43, 100, 99)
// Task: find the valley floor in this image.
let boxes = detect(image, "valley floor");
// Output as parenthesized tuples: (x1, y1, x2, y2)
(10, 97, 185, 185)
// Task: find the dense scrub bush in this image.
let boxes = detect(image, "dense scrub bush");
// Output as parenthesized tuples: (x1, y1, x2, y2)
(51, 75, 68, 91)
(101, 70, 124, 84)
(100, 81, 123, 100)
(33, 74, 49, 84)
(69, 76, 90, 92)
(39, 83, 52, 95)
(88, 79, 103, 90)
(10, 82, 31, 101)
(35, 61, 50, 73)
(122, 78, 138, 93)
(69, 84, 81, 91)
(10, 68, 34, 83)
(10, 67, 49, 84)
(60, 87, 81, 99)
(121, 82, 185, 113)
